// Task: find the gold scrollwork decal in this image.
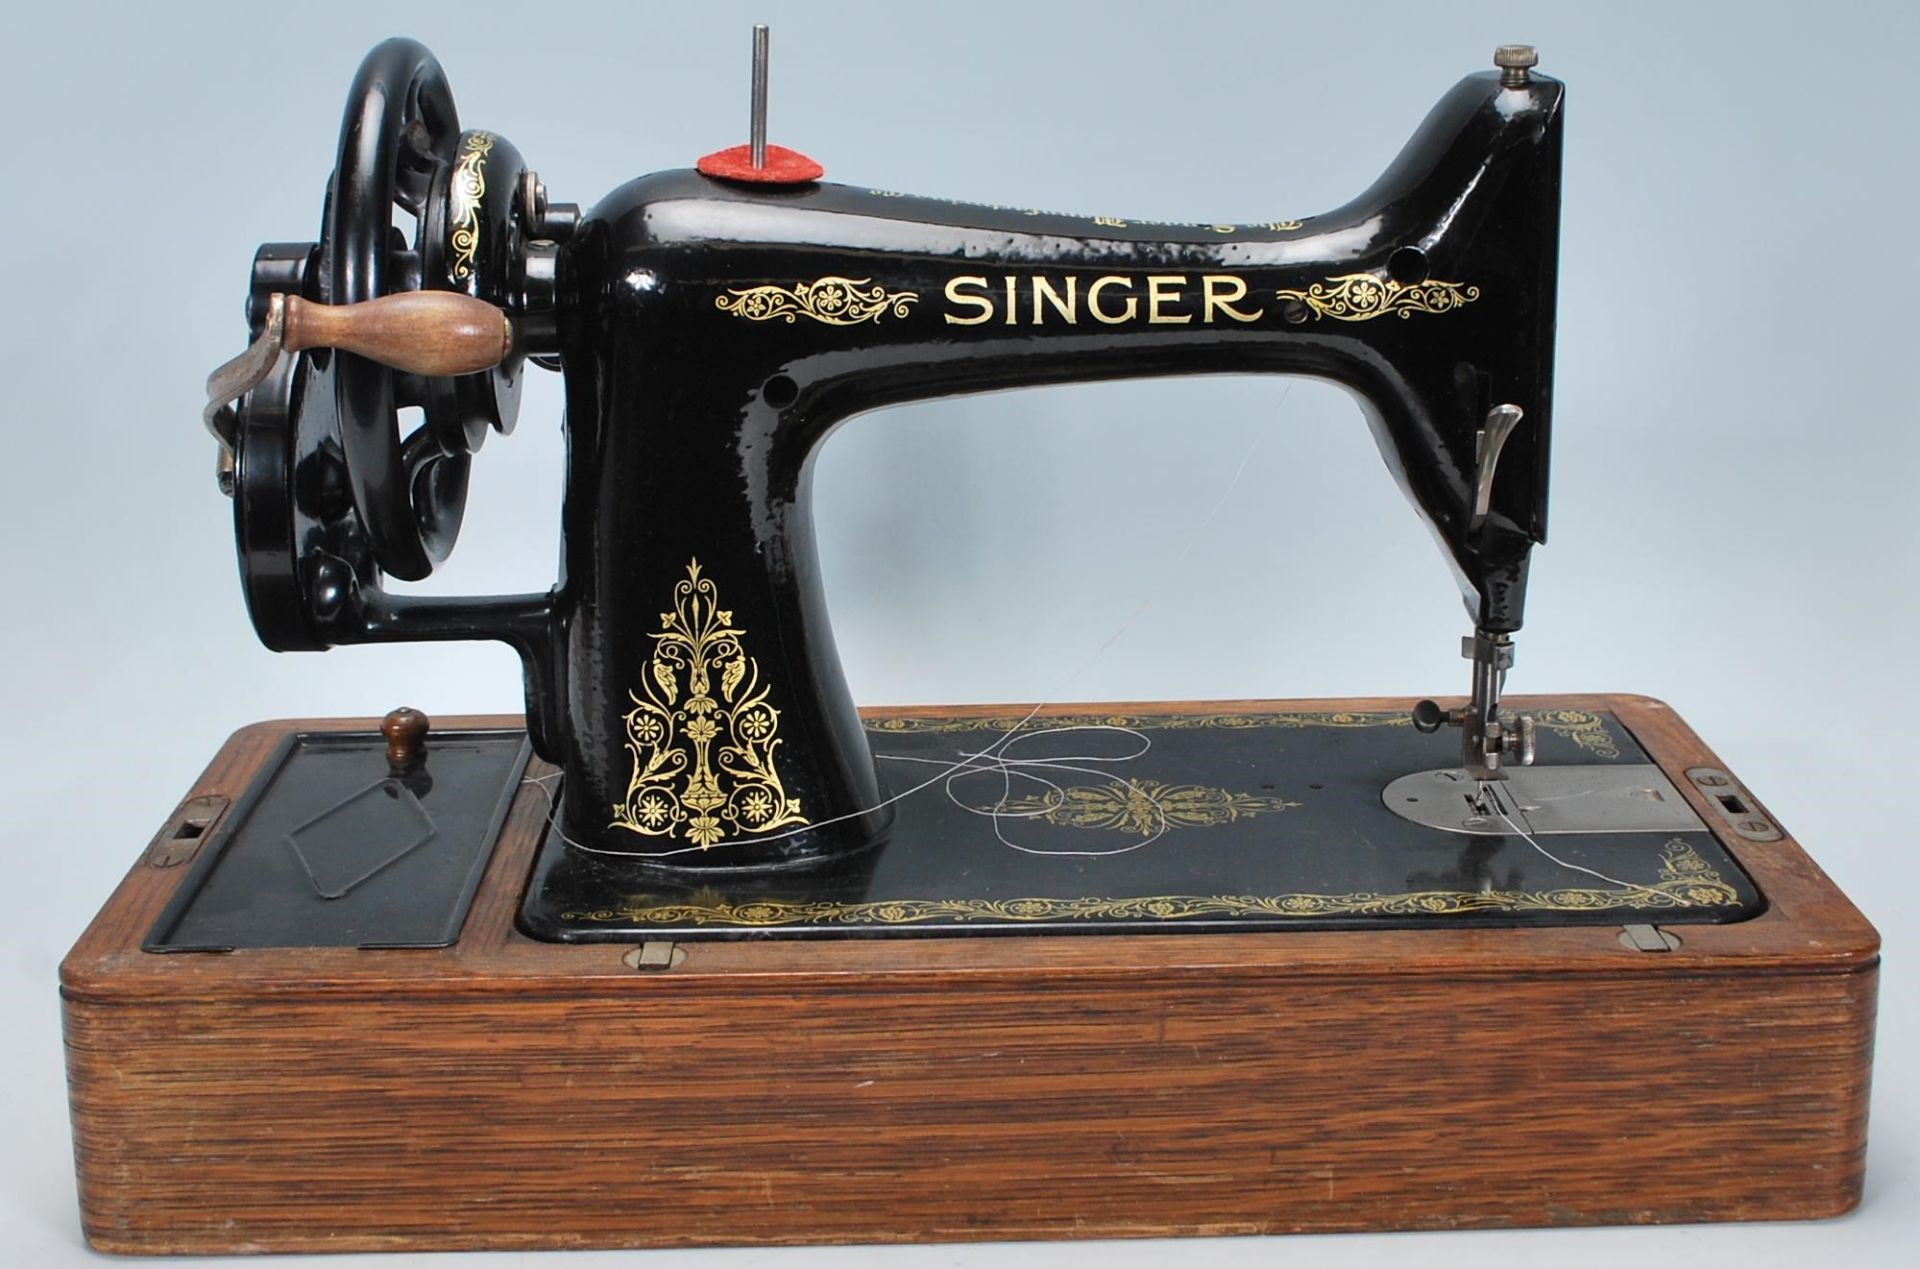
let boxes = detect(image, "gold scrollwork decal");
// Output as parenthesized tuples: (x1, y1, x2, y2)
(1275, 272, 1479, 321)
(570, 839, 1738, 927)
(716, 276, 919, 326)
(867, 709, 1619, 759)
(611, 559, 808, 847)
(447, 131, 495, 282)
(993, 779, 1299, 836)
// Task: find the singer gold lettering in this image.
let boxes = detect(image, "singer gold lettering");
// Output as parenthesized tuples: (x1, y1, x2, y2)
(942, 273, 1266, 326)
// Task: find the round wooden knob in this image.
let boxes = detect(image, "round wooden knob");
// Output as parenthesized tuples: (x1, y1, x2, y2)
(381, 707, 431, 770)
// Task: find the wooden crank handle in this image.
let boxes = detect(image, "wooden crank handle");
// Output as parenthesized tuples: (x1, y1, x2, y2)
(202, 290, 515, 491)
(281, 291, 513, 376)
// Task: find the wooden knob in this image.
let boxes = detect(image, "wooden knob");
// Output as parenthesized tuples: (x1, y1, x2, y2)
(381, 707, 431, 771)
(281, 292, 512, 377)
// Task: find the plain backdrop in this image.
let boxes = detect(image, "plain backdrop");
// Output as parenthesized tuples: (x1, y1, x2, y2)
(2, 1, 1915, 1265)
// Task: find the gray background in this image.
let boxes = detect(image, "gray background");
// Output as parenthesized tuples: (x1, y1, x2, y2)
(3, 0, 1915, 1264)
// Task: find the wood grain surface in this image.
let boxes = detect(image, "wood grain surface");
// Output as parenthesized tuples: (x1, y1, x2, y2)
(61, 696, 1880, 1253)
(281, 291, 512, 376)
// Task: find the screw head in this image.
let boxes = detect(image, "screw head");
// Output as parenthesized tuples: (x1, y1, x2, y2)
(1495, 44, 1539, 70)
(1510, 714, 1537, 766)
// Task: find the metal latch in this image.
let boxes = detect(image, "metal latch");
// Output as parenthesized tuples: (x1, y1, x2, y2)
(146, 794, 230, 868)
(1685, 768, 1781, 841)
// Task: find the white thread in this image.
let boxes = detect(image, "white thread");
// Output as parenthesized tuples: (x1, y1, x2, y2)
(539, 696, 1067, 861)
(876, 724, 1171, 858)
(523, 720, 1172, 860)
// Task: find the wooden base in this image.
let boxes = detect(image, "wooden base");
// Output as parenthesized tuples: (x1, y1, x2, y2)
(61, 696, 1879, 1254)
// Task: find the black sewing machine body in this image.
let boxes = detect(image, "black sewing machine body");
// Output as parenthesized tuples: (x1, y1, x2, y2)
(227, 41, 1563, 877)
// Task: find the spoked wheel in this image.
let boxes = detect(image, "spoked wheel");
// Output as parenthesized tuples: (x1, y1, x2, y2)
(322, 37, 472, 580)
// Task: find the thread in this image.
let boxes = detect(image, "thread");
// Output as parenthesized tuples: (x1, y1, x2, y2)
(542, 696, 1078, 862)
(876, 724, 1170, 858)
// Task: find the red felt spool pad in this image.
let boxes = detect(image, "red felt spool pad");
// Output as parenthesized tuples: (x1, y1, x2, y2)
(696, 144, 824, 184)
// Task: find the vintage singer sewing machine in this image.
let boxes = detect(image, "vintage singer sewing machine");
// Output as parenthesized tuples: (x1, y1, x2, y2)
(62, 32, 1878, 1253)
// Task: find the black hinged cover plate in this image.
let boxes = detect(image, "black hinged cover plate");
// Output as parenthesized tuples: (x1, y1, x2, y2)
(145, 729, 530, 951)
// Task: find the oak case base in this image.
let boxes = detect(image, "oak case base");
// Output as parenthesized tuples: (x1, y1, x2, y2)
(61, 696, 1880, 1253)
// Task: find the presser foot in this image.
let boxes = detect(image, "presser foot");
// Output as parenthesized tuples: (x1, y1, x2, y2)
(1411, 629, 1536, 781)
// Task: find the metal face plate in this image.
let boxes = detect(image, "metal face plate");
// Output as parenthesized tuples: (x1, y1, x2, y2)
(1382, 765, 1707, 836)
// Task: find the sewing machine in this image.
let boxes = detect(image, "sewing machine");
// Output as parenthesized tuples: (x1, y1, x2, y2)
(61, 32, 1878, 1254)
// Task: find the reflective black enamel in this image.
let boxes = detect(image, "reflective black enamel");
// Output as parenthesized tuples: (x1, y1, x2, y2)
(227, 43, 1564, 873)
(516, 710, 1758, 941)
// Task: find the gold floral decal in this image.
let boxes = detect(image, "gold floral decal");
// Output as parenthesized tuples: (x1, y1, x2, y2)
(867, 709, 1619, 759)
(715, 277, 918, 325)
(568, 839, 1737, 926)
(447, 131, 495, 282)
(1275, 272, 1479, 321)
(992, 779, 1299, 836)
(610, 559, 808, 847)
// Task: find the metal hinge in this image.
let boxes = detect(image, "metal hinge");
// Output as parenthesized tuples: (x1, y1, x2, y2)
(1618, 923, 1682, 953)
(622, 941, 685, 972)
